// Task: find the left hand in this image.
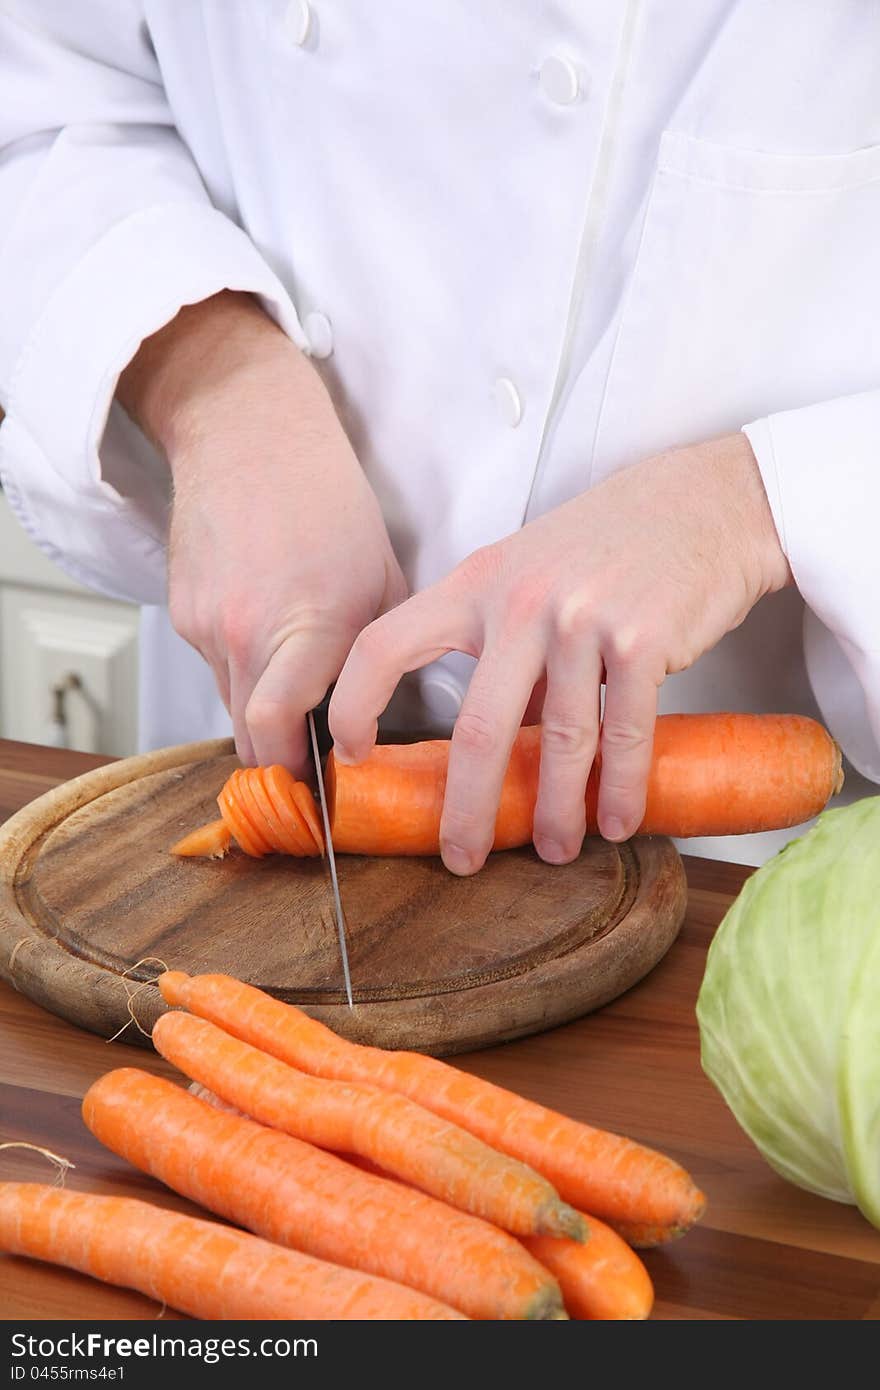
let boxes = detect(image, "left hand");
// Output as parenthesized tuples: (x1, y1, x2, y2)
(329, 434, 792, 874)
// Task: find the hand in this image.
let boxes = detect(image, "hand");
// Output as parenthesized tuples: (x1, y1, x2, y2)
(118, 292, 406, 770)
(329, 434, 792, 873)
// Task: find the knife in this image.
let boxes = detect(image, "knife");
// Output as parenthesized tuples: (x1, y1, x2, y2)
(307, 706, 354, 1009)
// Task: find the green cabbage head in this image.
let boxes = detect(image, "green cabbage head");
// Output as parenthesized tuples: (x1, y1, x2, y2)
(697, 796, 880, 1225)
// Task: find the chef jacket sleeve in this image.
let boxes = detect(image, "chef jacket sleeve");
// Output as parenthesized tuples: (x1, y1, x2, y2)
(743, 389, 880, 783)
(0, 2, 305, 604)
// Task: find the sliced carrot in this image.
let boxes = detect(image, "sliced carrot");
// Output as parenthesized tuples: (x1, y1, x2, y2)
(523, 1215, 654, 1320)
(170, 818, 232, 859)
(152, 1009, 586, 1241)
(292, 777, 325, 851)
(217, 781, 266, 858)
(82, 1068, 565, 1321)
(230, 770, 274, 854)
(159, 971, 706, 1238)
(246, 768, 302, 855)
(0, 1182, 462, 1319)
(263, 764, 323, 854)
(179, 713, 842, 859)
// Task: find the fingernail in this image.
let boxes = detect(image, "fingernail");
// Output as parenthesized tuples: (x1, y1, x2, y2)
(603, 816, 626, 841)
(441, 842, 477, 876)
(534, 837, 569, 865)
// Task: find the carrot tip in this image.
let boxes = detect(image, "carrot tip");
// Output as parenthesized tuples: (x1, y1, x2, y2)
(525, 1286, 568, 1320)
(157, 970, 192, 1007)
(542, 1204, 589, 1244)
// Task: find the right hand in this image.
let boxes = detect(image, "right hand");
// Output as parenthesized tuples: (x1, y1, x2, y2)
(118, 292, 406, 770)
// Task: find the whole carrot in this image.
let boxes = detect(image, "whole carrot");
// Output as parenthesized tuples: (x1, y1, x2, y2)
(523, 1215, 654, 1320)
(82, 1069, 564, 1321)
(171, 714, 842, 859)
(0, 1183, 464, 1320)
(152, 1010, 585, 1241)
(159, 971, 706, 1241)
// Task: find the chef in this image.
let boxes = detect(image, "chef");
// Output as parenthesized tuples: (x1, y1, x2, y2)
(0, 1, 878, 872)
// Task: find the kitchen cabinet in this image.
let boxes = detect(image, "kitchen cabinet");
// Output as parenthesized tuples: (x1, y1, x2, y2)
(0, 495, 139, 755)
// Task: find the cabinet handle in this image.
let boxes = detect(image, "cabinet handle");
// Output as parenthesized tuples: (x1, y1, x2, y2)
(46, 672, 82, 749)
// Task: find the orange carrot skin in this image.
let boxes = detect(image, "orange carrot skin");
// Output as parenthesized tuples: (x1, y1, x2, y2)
(523, 1215, 654, 1320)
(159, 972, 706, 1235)
(152, 1010, 585, 1241)
(82, 1069, 564, 1321)
(328, 713, 842, 854)
(0, 1183, 463, 1320)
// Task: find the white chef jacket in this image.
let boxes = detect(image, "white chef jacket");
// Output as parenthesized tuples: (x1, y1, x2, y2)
(0, 0, 878, 865)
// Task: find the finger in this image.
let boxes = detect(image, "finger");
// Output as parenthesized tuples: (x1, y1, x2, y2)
(229, 666, 256, 766)
(597, 661, 659, 841)
(244, 628, 358, 771)
(330, 582, 480, 763)
(440, 644, 543, 876)
(532, 646, 602, 865)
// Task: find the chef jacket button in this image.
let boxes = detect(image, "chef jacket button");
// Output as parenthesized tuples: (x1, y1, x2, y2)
(538, 55, 581, 105)
(304, 312, 333, 359)
(422, 676, 464, 721)
(284, 0, 312, 47)
(493, 376, 523, 429)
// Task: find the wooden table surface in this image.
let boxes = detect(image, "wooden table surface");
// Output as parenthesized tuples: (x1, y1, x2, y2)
(1, 738, 878, 1322)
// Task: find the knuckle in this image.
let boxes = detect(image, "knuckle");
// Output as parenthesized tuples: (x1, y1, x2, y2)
(244, 693, 282, 736)
(350, 617, 392, 666)
(553, 593, 595, 643)
(541, 718, 597, 761)
(601, 720, 651, 756)
(454, 544, 504, 592)
(605, 623, 649, 668)
(453, 708, 499, 758)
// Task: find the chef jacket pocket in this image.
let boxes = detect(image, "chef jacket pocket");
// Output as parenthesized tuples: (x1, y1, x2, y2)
(590, 129, 880, 480)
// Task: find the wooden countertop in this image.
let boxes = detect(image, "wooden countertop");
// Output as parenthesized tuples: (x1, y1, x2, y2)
(1, 738, 878, 1321)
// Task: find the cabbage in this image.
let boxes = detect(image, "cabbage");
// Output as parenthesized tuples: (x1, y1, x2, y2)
(696, 796, 880, 1225)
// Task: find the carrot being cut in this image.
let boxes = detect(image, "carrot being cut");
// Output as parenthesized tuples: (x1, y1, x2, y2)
(82, 1069, 565, 1321)
(523, 1216, 654, 1320)
(158, 971, 706, 1242)
(0, 1183, 463, 1320)
(171, 714, 843, 859)
(152, 1010, 585, 1241)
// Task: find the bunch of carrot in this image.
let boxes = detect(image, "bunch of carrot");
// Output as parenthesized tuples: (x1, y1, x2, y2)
(1, 969, 707, 1320)
(171, 713, 844, 860)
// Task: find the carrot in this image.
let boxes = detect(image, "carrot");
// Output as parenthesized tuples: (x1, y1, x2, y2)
(159, 971, 706, 1240)
(217, 777, 267, 857)
(332, 1149, 652, 1318)
(174, 714, 842, 859)
(170, 818, 231, 858)
(82, 1069, 565, 1321)
(523, 1215, 654, 1320)
(0, 1182, 463, 1320)
(152, 1010, 585, 1241)
(326, 713, 843, 853)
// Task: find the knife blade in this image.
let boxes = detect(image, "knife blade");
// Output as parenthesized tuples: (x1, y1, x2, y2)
(307, 707, 354, 1009)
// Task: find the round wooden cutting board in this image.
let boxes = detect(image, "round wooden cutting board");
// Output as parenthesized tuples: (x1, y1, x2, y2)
(0, 739, 687, 1055)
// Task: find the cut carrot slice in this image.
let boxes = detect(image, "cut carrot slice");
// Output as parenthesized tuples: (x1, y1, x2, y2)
(217, 783, 266, 858)
(263, 765, 323, 856)
(292, 780, 325, 854)
(170, 819, 232, 859)
(234, 770, 277, 855)
(250, 769, 303, 856)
